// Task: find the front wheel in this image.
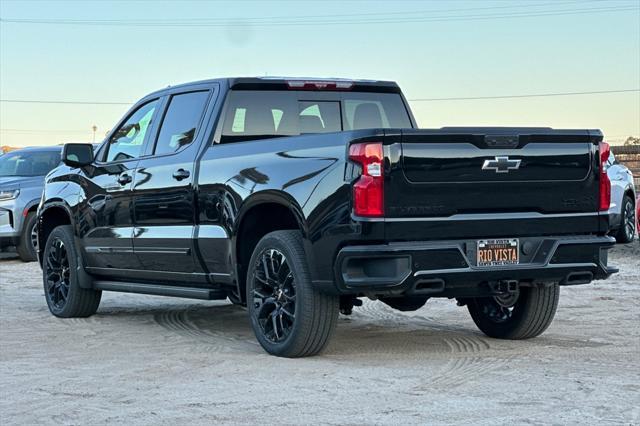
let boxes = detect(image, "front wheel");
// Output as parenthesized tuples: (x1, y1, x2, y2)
(247, 230, 339, 357)
(43, 225, 101, 318)
(467, 284, 559, 339)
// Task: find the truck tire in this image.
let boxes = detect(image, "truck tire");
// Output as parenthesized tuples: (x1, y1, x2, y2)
(614, 195, 635, 243)
(42, 225, 101, 318)
(247, 230, 339, 357)
(16, 212, 38, 262)
(467, 284, 559, 339)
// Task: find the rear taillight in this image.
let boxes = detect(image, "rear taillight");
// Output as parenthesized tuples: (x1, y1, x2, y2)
(349, 142, 384, 217)
(599, 141, 611, 211)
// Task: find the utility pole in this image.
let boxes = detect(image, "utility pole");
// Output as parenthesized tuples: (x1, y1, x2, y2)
(92, 125, 97, 143)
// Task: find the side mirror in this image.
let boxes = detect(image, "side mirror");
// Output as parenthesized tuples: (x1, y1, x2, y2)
(62, 143, 94, 168)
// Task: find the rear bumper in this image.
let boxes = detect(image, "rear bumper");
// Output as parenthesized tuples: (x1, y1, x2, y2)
(332, 235, 617, 297)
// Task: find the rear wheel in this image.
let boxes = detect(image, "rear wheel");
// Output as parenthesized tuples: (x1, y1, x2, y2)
(615, 195, 635, 243)
(247, 230, 339, 357)
(16, 212, 38, 262)
(43, 225, 101, 318)
(467, 284, 559, 339)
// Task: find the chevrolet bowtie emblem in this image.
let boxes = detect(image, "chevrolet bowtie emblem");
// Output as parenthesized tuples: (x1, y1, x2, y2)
(482, 156, 521, 173)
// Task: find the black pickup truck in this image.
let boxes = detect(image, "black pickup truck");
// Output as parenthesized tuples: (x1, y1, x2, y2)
(38, 77, 617, 357)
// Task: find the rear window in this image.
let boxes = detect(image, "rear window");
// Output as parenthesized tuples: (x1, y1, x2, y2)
(220, 91, 411, 143)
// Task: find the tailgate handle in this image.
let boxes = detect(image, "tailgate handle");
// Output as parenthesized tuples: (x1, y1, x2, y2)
(485, 135, 519, 148)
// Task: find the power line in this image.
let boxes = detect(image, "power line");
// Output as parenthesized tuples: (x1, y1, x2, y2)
(1, 4, 636, 27)
(408, 89, 640, 102)
(0, 129, 92, 133)
(1, 89, 637, 106)
(0, 0, 605, 24)
(0, 99, 131, 105)
(0, 0, 598, 24)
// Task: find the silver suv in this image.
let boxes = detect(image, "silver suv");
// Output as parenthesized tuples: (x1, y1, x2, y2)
(0, 146, 62, 261)
(606, 151, 636, 243)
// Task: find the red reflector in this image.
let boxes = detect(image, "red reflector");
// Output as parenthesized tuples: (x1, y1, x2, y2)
(599, 141, 611, 211)
(349, 142, 384, 217)
(287, 80, 353, 91)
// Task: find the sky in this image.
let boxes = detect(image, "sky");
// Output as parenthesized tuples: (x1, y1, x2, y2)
(0, 0, 639, 147)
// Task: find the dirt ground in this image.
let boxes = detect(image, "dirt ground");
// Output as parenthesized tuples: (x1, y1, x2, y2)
(1, 244, 638, 425)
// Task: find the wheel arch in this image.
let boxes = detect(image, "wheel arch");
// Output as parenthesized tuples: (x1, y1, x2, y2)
(232, 191, 308, 304)
(23, 199, 41, 215)
(38, 202, 74, 265)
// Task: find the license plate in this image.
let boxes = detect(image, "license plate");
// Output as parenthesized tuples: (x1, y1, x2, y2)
(477, 239, 519, 267)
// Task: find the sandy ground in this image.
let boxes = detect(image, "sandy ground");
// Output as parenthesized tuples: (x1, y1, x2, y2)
(0, 244, 639, 425)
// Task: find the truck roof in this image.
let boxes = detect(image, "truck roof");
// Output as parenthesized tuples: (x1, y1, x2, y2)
(147, 77, 401, 97)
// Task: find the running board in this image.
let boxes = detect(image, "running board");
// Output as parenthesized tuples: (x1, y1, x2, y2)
(93, 280, 228, 300)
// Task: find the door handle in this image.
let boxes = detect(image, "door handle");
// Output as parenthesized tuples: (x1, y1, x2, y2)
(117, 173, 132, 185)
(173, 169, 191, 181)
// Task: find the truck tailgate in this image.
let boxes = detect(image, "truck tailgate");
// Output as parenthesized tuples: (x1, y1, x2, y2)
(383, 127, 605, 239)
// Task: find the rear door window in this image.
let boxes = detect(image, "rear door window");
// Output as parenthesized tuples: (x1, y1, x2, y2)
(154, 91, 210, 155)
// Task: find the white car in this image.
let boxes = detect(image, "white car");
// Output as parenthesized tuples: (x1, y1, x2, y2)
(607, 151, 636, 243)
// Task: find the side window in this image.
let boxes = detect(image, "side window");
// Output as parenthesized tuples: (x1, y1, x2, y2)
(106, 100, 158, 162)
(154, 91, 210, 155)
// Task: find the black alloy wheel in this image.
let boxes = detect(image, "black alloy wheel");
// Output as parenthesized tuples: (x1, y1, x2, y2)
(251, 248, 297, 343)
(479, 290, 520, 323)
(44, 238, 71, 311)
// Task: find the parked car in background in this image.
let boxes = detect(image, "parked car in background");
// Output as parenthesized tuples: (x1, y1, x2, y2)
(606, 151, 636, 243)
(0, 146, 62, 261)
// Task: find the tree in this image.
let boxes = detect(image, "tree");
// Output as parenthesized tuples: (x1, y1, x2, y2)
(624, 136, 639, 145)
